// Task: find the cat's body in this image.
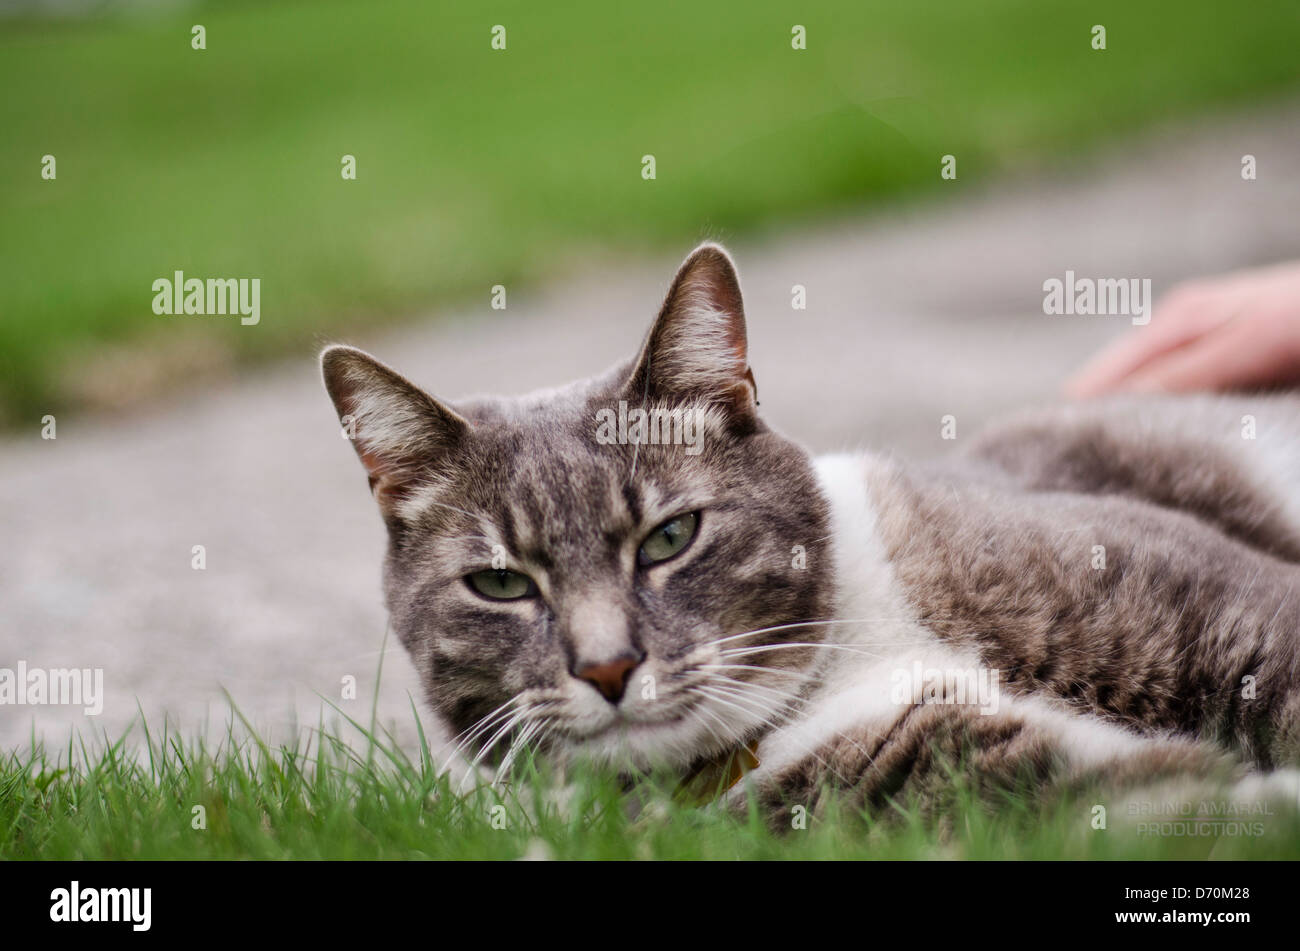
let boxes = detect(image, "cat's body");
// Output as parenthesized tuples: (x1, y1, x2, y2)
(749, 403, 1300, 821)
(322, 244, 1300, 824)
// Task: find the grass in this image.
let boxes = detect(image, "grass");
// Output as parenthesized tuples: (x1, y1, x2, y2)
(2, 0, 1300, 422)
(5, 700, 1300, 860)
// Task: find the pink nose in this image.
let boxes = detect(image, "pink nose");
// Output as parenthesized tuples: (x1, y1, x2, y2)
(574, 654, 640, 704)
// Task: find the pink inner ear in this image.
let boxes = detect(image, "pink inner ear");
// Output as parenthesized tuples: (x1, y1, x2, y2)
(353, 439, 395, 498)
(628, 244, 759, 410)
(357, 446, 395, 493)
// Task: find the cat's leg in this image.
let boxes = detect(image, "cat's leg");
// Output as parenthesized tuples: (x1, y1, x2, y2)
(962, 394, 1300, 560)
(734, 682, 1237, 832)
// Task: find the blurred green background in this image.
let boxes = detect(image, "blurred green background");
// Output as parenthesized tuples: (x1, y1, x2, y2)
(3, 0, 1300, 424)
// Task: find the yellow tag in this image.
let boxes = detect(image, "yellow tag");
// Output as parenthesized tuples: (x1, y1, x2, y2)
(674, 742, 760, 805)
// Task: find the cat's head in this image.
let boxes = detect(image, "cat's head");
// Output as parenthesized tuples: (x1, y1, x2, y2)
(321, 244, 833, 774)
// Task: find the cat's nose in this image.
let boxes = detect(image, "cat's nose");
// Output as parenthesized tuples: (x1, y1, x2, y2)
(573, 652, 642, 704)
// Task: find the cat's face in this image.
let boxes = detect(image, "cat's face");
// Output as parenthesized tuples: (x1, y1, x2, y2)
(322, 244, 833, 774)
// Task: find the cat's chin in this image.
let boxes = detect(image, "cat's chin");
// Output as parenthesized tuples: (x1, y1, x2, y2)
(556, 715, 737, 774)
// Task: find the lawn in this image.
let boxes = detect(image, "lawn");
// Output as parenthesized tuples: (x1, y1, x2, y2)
(5, 702, 1298, 860)
(2, 0, 1300, 423)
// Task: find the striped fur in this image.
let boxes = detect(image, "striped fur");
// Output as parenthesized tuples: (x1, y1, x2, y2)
(322, 243, 1300, 826)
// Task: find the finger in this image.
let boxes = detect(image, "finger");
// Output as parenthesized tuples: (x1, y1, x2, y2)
(1064, 294, 1232, 397)
(1116, 317, 1287, 394)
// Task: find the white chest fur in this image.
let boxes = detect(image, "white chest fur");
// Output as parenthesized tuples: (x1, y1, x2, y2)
(751, 454, 980, 777)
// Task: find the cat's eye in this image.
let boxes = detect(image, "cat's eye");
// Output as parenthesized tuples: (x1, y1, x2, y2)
(638, 512, 699, 566)
(466, 569, 538, 601)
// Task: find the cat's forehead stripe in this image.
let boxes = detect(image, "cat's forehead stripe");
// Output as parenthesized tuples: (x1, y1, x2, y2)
(621, 482, 643, 525)
(500, 498, 527, 553)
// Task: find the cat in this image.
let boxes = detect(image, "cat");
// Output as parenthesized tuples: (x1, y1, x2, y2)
(321, 242, 1300, 826)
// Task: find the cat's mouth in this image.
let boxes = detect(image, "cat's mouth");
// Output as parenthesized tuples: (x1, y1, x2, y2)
(555, 701, 742, 771)
(567, 710, 676, 743)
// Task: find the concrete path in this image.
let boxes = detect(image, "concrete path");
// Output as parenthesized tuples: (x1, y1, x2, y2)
(4, 99, 1300, 758)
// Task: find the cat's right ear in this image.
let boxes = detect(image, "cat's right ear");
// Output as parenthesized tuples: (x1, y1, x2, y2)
(320, 345, 470, 519)
(626, 242, 758, 419)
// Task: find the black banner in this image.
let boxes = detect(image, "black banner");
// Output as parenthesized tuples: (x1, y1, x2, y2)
(0, 860, 1283, 937)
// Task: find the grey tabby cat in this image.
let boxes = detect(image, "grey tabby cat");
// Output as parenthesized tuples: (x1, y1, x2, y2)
(322, 243, 1300, 824)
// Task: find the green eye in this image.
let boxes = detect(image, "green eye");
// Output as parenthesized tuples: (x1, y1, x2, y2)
(467, 569, 538, 601)
(638, 512, 699, 566)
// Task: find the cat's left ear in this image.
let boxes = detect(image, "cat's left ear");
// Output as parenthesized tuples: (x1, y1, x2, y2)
(626, 242, 758, 416)
(320, 345, 471, 521)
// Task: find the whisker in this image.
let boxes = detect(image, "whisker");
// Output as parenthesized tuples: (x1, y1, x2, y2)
(451, 695, 522, 751)
(721, 642, 895, 661)
(690, 696, 746, 750)
(701, 619, 891, 649)
(699, 663, 817, 683)
(440, 694, 526, 774)
(696, 684, 788, 732)
(701, 682, 794, 726)
(694, 685, 859, 789)
(682, 704, 729, 753)
(706, 673, 813, 709)
(467, 704, 539, 775)
(493, 719, 546, 787)
(704, 675, 882, 765)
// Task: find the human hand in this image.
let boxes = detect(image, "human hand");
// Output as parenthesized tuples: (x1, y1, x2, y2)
(1065, 261, 1300, 397)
